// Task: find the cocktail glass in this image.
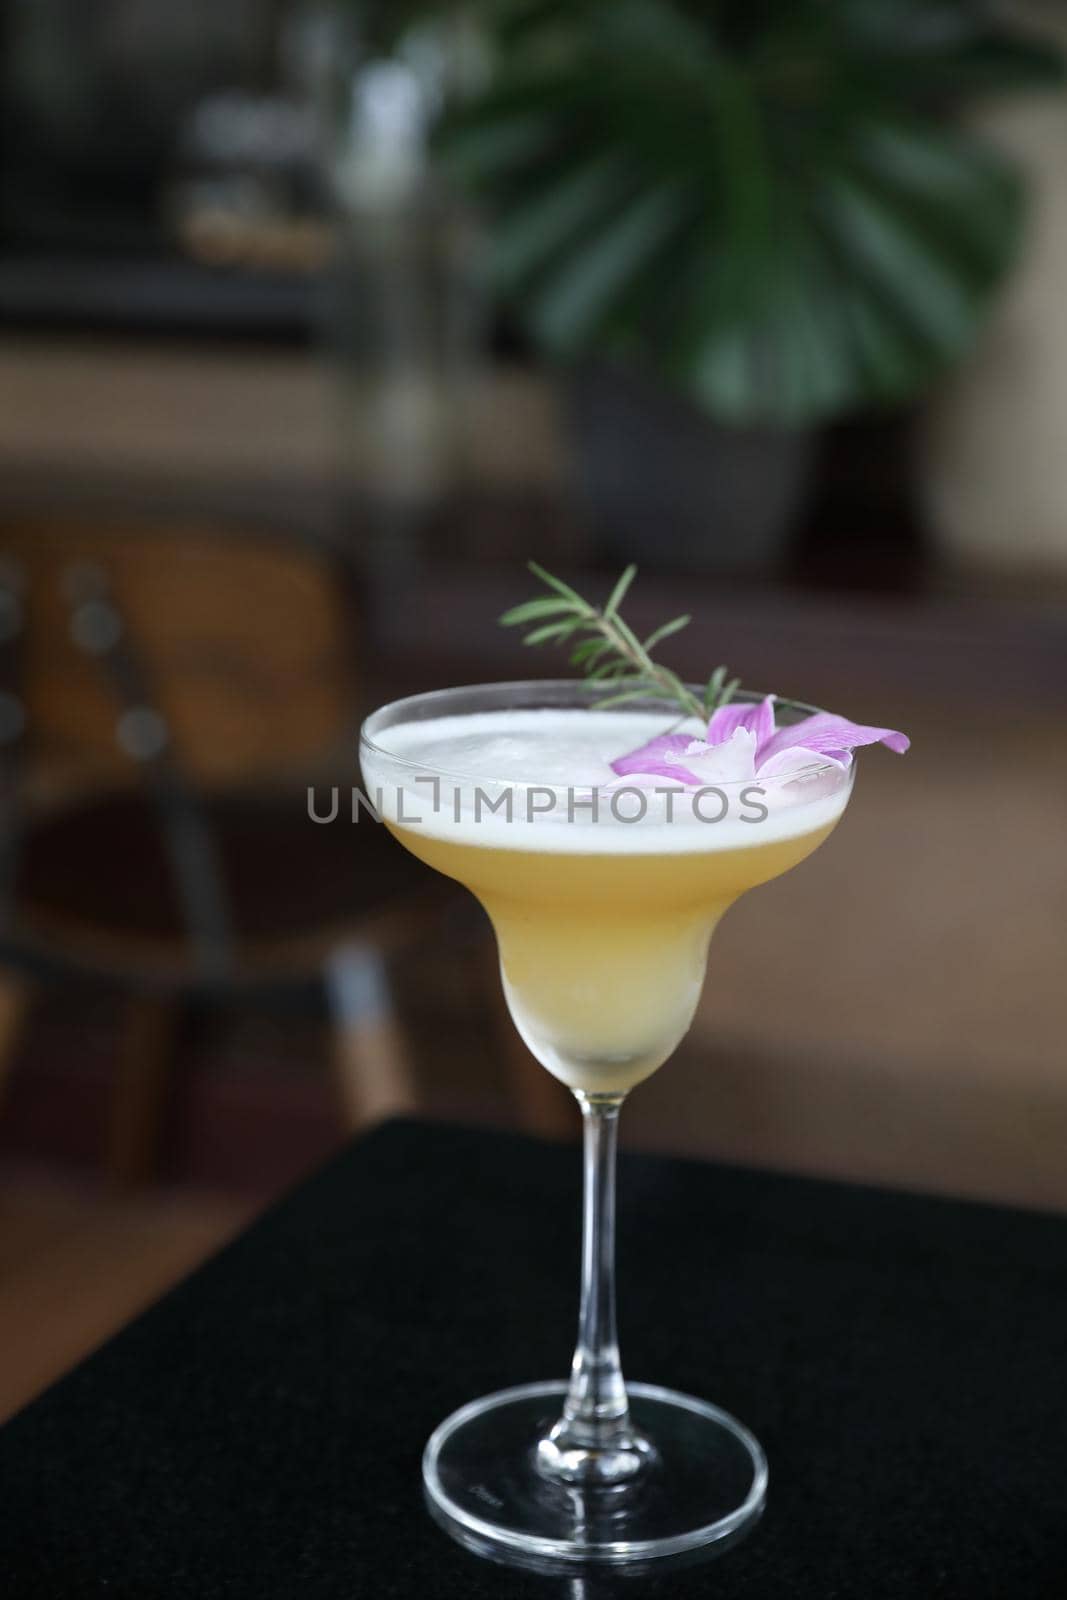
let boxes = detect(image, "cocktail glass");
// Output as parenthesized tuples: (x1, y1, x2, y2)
(360, 680, 854, 1567)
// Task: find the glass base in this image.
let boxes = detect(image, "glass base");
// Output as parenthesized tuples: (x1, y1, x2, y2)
(423, 1379, 767, 1569)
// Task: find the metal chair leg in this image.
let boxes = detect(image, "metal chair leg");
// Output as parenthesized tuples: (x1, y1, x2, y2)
(105, 996, 180, 1190)
(0, 974, 31, 1114)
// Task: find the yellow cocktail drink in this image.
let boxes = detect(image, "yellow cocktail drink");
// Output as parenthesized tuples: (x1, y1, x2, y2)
(390, 823, 835, 1090)
(365, 706, 849, 1093)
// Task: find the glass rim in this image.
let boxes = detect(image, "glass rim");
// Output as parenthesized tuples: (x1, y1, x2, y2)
(359, 678, 847, 793)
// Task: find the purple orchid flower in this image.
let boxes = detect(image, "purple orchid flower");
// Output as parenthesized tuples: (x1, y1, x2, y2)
(610, 696, 909, 786)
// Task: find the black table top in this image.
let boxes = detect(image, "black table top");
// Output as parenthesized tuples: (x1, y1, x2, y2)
(2, 1118, 1066, 1598)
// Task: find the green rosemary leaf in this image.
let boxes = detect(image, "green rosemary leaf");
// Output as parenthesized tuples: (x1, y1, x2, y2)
(570, 637, 612, 668)
(642, 614, 690, 653)
(502, 562, 741, 724)
(590, 657, 628, 680)
(500, 597, 578, 626)
(522, 621, 575, 645)
(526, 560, 588, 608)
(703, 665, 727, 708)
(603, 563, 637, 620)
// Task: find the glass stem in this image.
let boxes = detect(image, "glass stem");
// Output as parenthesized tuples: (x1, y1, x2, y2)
(569, 1092, 628, 1427)
(536, 1091, 651, 1485)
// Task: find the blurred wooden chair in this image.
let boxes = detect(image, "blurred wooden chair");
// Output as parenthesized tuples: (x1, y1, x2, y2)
(0, 521, 570, 1185)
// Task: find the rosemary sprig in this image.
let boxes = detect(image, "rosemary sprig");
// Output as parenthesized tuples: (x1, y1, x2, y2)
(500, 562, 740, 721)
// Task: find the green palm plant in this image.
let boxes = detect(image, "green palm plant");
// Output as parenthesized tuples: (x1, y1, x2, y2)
(438, 0, 1063, 424)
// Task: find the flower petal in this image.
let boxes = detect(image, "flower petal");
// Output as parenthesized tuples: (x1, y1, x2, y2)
(676, 727, 759, 784)
(610, 733, 702, 784)
(760, 713, 909, 766)
(706, 695, 776, 754)
(611, 727, 758, 786)
(757, 744, 848, 779)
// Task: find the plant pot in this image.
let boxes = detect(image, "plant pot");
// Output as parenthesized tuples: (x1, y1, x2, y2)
(565, 364, 815, 574)
(920, 7, 1067, 576)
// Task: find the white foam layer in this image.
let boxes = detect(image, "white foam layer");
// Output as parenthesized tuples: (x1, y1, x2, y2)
(360, 708, 851, 852)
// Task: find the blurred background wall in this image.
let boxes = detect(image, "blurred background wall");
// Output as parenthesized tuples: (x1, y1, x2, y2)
(0, 0, 1065, 1418)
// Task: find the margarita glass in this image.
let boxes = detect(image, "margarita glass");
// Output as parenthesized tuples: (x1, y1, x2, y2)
(359, 679, 854, 1567)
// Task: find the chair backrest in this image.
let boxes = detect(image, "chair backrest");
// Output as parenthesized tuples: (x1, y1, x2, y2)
(0, 519, 356, 792)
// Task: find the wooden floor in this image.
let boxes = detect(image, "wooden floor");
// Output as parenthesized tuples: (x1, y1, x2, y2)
(0, 1176, 253, 1424)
